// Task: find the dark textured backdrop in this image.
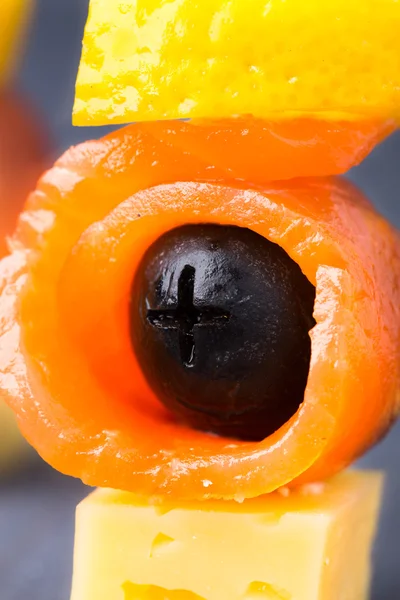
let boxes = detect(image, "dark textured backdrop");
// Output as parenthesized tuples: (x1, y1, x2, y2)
(1, 1, 400, 599)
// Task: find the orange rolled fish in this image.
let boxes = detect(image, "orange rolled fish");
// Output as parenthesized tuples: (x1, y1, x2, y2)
(0, 119, 399, 501)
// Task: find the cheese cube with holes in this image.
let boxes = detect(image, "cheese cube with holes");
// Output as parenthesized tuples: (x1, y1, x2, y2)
(70, 471, 382, 600)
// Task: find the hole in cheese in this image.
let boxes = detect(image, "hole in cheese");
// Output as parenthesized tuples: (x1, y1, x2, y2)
(256, 513, 283, 527)
(154, 505, 173, 517)
(123, 582, 206, 600)
(243, 581, 292, 600)
(150, 533, 176, 558)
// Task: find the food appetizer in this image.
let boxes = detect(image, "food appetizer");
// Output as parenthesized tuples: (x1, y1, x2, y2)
(0, 0, 47, 470)
(1, 1, 400, 598)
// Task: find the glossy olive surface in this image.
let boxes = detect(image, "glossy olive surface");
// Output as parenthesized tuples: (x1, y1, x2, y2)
(131, 224, 316, 441)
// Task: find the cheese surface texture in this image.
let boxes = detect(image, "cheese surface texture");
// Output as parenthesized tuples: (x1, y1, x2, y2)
(70, 471, 382, 600)
(73, 0, 400, 125)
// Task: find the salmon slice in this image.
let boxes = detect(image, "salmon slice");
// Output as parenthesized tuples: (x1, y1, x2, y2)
(0, 121, 399, 500)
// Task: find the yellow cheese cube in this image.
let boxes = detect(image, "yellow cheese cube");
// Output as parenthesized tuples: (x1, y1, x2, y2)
(73, 0, 400, 126)
(70, 471, 382, 600)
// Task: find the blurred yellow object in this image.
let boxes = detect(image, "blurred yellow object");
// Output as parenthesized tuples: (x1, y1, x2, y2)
(0, 1, 37, 470)
(0, 97, 46, 469)
(74, 0, 400, 126)
(0, 399, 28, 471)
(0, 0, 33, 86)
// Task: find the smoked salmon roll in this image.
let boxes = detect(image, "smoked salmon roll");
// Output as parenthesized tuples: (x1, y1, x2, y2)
(0, 121, 399, 500)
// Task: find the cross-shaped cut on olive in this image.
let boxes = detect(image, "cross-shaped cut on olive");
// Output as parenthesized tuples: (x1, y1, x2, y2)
(147, 265, 231, 367)
(131, 224, 316, 442)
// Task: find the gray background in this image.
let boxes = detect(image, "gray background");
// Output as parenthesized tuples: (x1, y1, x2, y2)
(1, 1, 400, 599)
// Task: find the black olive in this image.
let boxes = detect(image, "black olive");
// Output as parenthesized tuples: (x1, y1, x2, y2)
(130, 225, 316, 442)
